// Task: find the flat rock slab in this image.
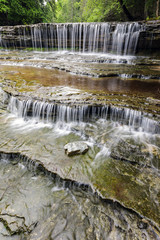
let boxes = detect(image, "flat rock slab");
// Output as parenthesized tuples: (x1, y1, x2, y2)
(64, 141, 89, 156)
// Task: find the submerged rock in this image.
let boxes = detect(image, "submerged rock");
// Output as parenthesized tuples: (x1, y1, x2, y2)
(110, 138, 160, 169)
(64, 141, 89, 156)
(0, 214, 27, 235)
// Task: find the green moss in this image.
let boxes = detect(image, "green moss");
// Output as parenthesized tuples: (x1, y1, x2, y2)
(91, 158, 160, 226)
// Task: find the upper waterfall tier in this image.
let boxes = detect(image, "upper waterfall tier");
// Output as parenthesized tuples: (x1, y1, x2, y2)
(0, 22, 156, 55)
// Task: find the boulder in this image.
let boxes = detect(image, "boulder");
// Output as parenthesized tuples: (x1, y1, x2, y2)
(64, 141, 89, 156)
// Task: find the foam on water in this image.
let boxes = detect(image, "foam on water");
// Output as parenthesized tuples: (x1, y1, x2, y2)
(0, 22, 144, 55)
(6, 114, 53, 132)
(51, 186, 64, 192)
(95, 146, 111, 159)
(7, 96, 160, 134)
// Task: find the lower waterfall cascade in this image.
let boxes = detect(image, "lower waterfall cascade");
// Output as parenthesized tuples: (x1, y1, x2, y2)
(7, 96, 160, 135)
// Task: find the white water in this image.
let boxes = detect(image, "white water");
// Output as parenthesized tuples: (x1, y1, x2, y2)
(7, 96, 160, 134)
(0, 22, 143, 55)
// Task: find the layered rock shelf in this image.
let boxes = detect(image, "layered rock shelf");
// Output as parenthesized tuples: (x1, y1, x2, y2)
(0, 22, 160, 238)
(0, 76, 160, 231)
(0, 21, 160, 54)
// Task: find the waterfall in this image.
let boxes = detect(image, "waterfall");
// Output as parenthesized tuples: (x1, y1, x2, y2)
(0, 22, 144, 55)
(7, 96, 160, 134)
(112, 22, 142, 55)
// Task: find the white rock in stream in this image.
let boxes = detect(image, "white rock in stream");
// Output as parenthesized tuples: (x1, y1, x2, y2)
(64, 141, 89, 156)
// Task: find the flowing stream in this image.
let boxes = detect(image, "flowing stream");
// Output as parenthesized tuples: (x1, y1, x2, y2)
(0, 22, 143, 54)
(0, 21, 160, 239)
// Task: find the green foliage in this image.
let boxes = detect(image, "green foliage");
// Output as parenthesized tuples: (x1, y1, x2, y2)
(55, 0, 160, 22)
(43, 0, 56, 22)
(0, 0, 9, 13)
(81, 0, 105, 22)
(56, 0, 71, 22)
(0, 0, 159, 25)
(55, 0, 124, 22)
(56, 0, 81, 22)
(0, 0, 56, 26)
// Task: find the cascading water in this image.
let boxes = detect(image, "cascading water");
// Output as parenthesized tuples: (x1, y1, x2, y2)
(0, 22, 143, 55)
(0, 18, 160, 238)
(7, 96, 160, 134)
(112, 23, 142, 55)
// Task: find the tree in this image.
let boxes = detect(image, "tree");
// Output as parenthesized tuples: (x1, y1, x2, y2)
(117, 0, 134, 20)
(52, 0, 160, 23)
(144, 0, 158, 19)
(80, 0, 107, 22)
(56, 0, 69, 22)
(0, 0, 10, 25)
(43, 0, 56, 22)
(0, 0, 56, 26)
(156, 0, 159, 18)
(8, 0, 44, 25)
(56, 0, 81, 22)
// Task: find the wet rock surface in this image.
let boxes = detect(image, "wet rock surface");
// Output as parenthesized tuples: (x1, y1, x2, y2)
(92, 155, 160, 226)
(0, 92, 159, 229)
(0, 49, 159, 238)
(111, 138, 160, 169)
(0, 155, 159, 240)
(0, 21, 160, 54)
(64, 141, 89, 156)
(0, 61, 160, 120)
(1, 50, 160, 83)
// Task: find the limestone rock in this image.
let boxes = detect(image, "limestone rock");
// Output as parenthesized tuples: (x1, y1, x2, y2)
(0, 214, 27, 235)
(64, 141, 89, 156)
(110, 138, 160, 169)
(147, 97, 160, 106)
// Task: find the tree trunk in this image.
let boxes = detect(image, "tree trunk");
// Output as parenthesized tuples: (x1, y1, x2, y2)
(118, 0, 134, 21)
(156, 0, 159, 18)
(71, 0, 74, 22)
(144, 0, 148, 19)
